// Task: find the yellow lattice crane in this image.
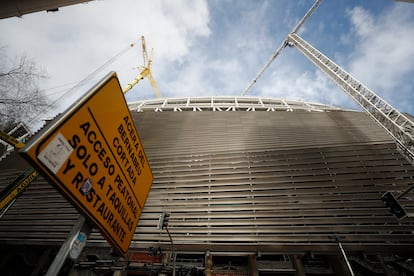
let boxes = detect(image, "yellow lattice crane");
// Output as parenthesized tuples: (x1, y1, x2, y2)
(123, 36, 162, 98)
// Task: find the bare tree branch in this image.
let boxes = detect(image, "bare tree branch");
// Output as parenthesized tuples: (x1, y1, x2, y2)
(0, 48, 51, 129)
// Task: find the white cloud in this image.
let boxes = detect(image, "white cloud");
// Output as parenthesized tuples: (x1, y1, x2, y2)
(163, 55, 245, 97)
(258, 3, 414, 114)
(259, 62, 354, 109)
(345, 5, 414, 106)
(145, 0, 290, 99)
(0, 0, 211, 114)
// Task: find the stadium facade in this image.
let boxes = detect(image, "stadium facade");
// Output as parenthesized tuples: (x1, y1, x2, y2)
(0, 96, 414, 275)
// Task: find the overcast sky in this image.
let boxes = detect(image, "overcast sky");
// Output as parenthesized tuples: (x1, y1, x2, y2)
(0, 0, 413, 129)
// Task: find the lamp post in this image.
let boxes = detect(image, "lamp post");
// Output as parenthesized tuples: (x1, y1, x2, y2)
(381, 191, 409, 220)
(159, 211, 176, 276)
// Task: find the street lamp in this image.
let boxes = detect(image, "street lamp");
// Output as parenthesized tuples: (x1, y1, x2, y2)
(159, 211, 175, 276)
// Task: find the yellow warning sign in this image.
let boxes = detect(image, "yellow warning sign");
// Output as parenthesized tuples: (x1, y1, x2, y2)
(21, 72, 154, 256)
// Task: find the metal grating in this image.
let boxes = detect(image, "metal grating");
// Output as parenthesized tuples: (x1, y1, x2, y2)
(0, 99, 413, 254)
(104, 109, 414, 252)
(128, 96, 351, 113)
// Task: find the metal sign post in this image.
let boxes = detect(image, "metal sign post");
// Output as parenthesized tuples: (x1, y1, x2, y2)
(46, 215, 92, 276)
(335, 237, 355, 276)
(21, 72, 154, 256)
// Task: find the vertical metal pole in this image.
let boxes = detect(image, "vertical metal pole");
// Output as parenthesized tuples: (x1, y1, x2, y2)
(337, 240, 355, 276)
(291, 254, 306, 276)
(45, 215, 87, 276)
(205, 252, 213, 276)
(166, 227, 176, 276)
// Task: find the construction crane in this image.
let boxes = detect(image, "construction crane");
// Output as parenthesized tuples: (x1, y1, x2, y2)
(239, 0, 414, 219)
(123, 36, 162, 98)
(0, 37, 163, 216)
(241, 0, 323, 96)
(286, 30, 414, 222)
(240, 0, 414, 166)
(286, 33, 414, 166)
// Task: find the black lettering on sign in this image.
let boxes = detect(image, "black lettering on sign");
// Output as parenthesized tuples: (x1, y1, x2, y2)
(70, 170, 100, 205)
(138, 150, 145, 169)
(123, 116, 139, 150)
(106, 184, 113, 197)
(72, 171, 84, 190)
(108, 189, 134, 231)
(96, 200, 127, 242)
(113, 137, 137, 185)
(62, 121, 136, 244)
(62, 158, 76, 175)
(69, 134, 81, 149)
(115, 115, 149, 185)
(115, 174, 138, 219)
(77, 121, 119, 183)
(93, 193, 102, 208)
(97, 176, 105, 189)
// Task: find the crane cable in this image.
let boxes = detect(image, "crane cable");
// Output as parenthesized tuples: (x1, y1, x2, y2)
(27, 42, 136, 127)
(241, 0, 323, 96)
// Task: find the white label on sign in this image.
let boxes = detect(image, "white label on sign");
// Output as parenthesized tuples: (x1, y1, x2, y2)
(37, 132, 73, 174)
(69, 232, 87, 260)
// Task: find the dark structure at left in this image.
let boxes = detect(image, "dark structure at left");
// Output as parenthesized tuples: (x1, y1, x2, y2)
(0, 0, 91, 19)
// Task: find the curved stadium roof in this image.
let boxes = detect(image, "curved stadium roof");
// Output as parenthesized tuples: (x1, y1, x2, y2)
(128, 96, 354, 113)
